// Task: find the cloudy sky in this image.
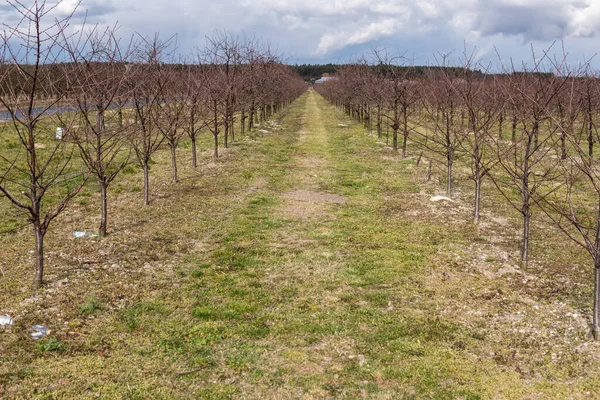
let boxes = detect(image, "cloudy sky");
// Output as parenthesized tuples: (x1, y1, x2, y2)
(3, 0, 600, 69)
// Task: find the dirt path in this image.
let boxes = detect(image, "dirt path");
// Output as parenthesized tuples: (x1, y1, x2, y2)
(280, 90, 347, 220)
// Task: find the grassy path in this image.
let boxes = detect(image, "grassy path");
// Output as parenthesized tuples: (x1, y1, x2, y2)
(2, 90, 599, 398)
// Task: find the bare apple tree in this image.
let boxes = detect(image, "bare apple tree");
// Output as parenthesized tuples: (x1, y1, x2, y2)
(537, 69, 600, 338)
(182, 62, 208, 168)
(128, 35, 173, 204)
(0, 0, 89, 287)
(450, 49, 501, 223)
(65, 28, 136, 237)
(153, 56, 185, 184)
(490, 47, 569, 267)
(372, 51, 421, 156)
(419, 59, 463, 196)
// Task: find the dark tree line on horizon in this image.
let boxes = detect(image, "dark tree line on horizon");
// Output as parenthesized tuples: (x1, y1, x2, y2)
(290, 63, 491, 82)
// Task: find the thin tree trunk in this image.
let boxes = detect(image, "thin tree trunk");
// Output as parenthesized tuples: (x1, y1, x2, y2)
(240, 111, 245, 137)
(474, 174, 481, 224)
(377, 104, 382, 138)
(213, 133, 219, 159)
(593, 209, 600, 340)
(446, 103, 455, 196)
(594, 260, 600, 340)
(214, 101, 219, 158)
(589, 111, 594, 161)
(393, 101, 399, 151)
(402, 107, 408, 158)
(191, 136, 197, 168)
(224, 116, 229, 149)
(447, 156, 453, 196)
(521, 203, 530, 269)
(170, 143, 178, 183)
(33, 222, 44, 289)
(99, 179, 108, 238)
(446, 128, 453, 195)
(143, 162, 150, 206)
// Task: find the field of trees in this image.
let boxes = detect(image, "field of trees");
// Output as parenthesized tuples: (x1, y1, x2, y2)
(0, 2, 305, 289)
(2, 1, 600, 398)
(315, 49, 600, 341)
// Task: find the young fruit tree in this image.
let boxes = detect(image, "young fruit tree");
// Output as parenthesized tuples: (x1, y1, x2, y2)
(128, 35, 172, 204)
(490, 49, 568, 268)
(540, 79, 600, 339)
(182, 62, 208, 168)
(533, 60, 600, 340)
(450, 50, 501, 223)
(204, 32, 242, 150)
(420, 61, 463, 196)
(372, 51, 421, 157)
(153, 55, 185, 184)
(66, 28, 136, 238)
(0, 0, 89, 288)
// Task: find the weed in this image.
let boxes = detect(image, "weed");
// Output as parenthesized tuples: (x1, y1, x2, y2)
(79, 293, 104, 315)
(37, 338, 68, 352)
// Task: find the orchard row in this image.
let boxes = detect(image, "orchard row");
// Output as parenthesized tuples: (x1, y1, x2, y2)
(0, 1, 306, 288)
(315, 48, 600, 340)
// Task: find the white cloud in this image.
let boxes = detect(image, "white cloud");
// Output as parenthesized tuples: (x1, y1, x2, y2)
(246, 0, 600, 59)
(3, 0, 600, 65)
(315, 18, 399, 55)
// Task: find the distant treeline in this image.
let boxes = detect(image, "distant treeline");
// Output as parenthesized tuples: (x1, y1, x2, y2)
(289, 64, 341, 80)
(289, 64, 488, 81)
(288, 64, 566, 82)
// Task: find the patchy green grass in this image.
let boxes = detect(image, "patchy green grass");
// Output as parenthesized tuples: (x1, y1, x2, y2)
(0, 91, 599, 398)
(78, 293, 105, 316)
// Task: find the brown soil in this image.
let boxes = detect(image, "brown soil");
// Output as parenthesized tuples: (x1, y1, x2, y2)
(282, 190, 347, 219)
